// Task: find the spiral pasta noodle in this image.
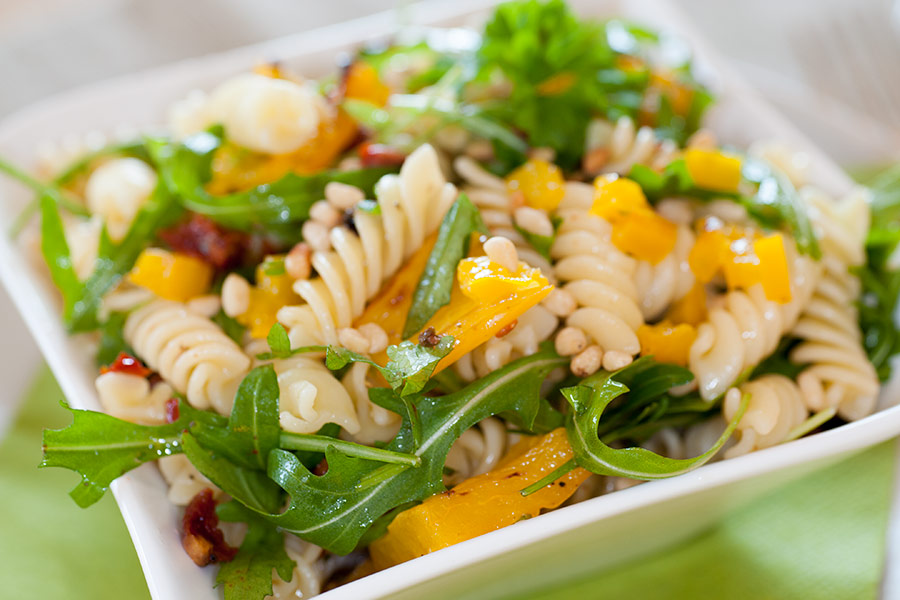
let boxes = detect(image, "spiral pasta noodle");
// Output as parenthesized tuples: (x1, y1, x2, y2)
(279, 144, 457, 347)
(688, 241, 820, 400)
(789, 188, 879, 421)
(443, 418, 512, 486)
(94, 372, 173, 425)
(268, 535, 326, 600)
(124, 299, 251, 415)
(341, 362, 402, 445)
(158, 455, 221, 506)
(632, 223, 696, 320)
(722, 375, 808, 458)
(584, 116, 678, 175)
(550, 209, 644, 356)
(273, 354, 361, 435)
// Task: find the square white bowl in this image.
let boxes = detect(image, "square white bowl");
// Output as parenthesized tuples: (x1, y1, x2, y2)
(0, 1, 897, 598)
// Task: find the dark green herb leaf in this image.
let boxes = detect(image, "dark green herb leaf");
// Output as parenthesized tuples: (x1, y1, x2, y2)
(95, 312, 133, 367)
(403, 193, 486, 337)
(212, 310, 246, 344)
(563, 363, 747, 479)
(39, 193, 82, 322)
(191, 365, 280, 471)
(41, 400, 196, 507)
(217, 348, 568, 554)
(216, 503, 295, 600)
(266, 324, 293, 359)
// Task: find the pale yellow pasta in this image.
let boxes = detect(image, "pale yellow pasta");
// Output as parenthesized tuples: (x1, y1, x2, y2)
(124, 299, 251, 414)
(632, 223, 696, 320)
(444, 418, 513, 486)
(279, 144, 457, 347)
(268, 535, 326, 600)
(584, 116, 678, 175)
(274, 355, 361, 435)
(550, 209, 644, 355)
(158, 455, 221, 506)
(722, 375, 808, 458)
(94, 372, 173, 425)
(689, 241, 820, 400)
(84, 157, 157, 242)
(341, 362, 402, 445)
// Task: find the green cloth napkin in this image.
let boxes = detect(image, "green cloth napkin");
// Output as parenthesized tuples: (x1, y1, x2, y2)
(0, 368, 894, 600)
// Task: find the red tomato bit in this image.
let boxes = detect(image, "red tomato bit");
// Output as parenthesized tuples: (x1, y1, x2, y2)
(100, 352, 152, 378)
(164, 398, 180, 424)
(358, 142, 407, 168)
(182, 489, 237, 566)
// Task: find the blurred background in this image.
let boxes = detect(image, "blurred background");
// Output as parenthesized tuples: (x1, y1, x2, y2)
(0, 1, 899, 598)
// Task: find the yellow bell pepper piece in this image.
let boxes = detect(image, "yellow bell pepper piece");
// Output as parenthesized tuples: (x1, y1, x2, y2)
(688, 229, 730, 283)
(610, 209, 678, 264)
(344, 61, 391, 107)
(456, 256, 545, 305)
(370, 428, 590, 569)
(683, 148, 743, 192)
(637, 321, 698, 366)
(236, 257, 303, 339)
(506, 159, 565, 211)
(128, 248, 213, 302)
(590, 175, 649, 222)
(666, 281, 708, 327)
(753, 233, 792, 303)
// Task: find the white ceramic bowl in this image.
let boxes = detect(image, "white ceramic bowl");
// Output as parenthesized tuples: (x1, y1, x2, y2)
(0, 1, 897, 598)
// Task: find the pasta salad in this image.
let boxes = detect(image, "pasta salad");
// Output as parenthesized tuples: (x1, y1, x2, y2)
(1, 1, 898, 598)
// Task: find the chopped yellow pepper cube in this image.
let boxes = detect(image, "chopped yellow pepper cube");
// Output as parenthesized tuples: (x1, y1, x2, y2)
(506, 159, 565, 211)
(753, 233, 792, 303)
(638, 321, 698, 367)
(666, 281, 708, 327)
(590, 175, 649, 222)
(370, 428, 589, 569)
(344, 61, 391, 107)
(610, 209, 678, 264)
(128, 248, 213, 303)
(456, 256, 544, 304)
(683, 148, 743, 192)
(688, 229, 730, 283)
(237, 257, 302, 339)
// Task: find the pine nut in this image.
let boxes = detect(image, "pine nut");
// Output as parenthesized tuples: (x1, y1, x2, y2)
(571, 345, 603, 377)
(514, 206, 554, 237)
(358, 322, 389, 354)
(284, 242, 312, 280)
(301, 220, 331, 252)
(325, 181, 365, 210)
(310, 200, 343, 228)
(555, 326, 587, 356)
(483, 236, 519, 272)
(221, 274, 251, 317)
(602, 350, 633, 372)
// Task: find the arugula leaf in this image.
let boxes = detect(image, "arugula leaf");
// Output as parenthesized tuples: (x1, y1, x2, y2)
(182, 432, 284, 514)
(856, 165, 900, 380)
(403, 193, 487, 337)
(214, 348, 568, 554)
(1, 157, 90, 238)
(741, 157, 820, 259)
(94, 312, 133, 367)
(41, 400, 196, 507)
(216, 502, 295, 600)
(191, 366, 280, 470)
(150, 130, 392, 235)
(68, 181, 182, 331)
(212, 310, 246, 345)
(39, 193, 82, 322)
(513, 224, 554, 261)
(563, 362, 748, 479)
(325, 337, 455, 397)
(266, 323, 293, 359)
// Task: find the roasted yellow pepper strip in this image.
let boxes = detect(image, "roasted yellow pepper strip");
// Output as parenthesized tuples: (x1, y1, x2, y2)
(753, 233, 792, 303)
(683, 148, 743, 192)
(637, 321, 698, 367)
(237, 257, 303, 339)
(666, 281, 708, 326)
(128, 248, 213, 302)
(370, 428, 590, 569)
(344, 61, 391, 107)
(590, 175, 677, 264)
(359, 239, 552, 372)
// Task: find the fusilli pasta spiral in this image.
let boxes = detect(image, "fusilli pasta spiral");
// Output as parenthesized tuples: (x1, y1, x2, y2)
(550, 208, 644, 355)
(632, 223, 696, 320)
(443, 418, 513, 486)
(95, 372, 173, 426)
(158, 455, 221, 506)
(124, 299, 251, 414)
(268, 535, 326, 600)
(274, 354, 361, 435)
(279, 144, 457, 347)
(722, 375, 808, 458)
(689, 241, 820, 400)
(341, 362, 401, 445)
(584, 116, 678, 175)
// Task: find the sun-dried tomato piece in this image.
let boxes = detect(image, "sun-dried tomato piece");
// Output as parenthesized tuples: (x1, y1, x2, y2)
(358, 142, 406, 168)
(100, 352, 151, 378)
(182, 489, 236, 567)
(164, 398, 180, 424)
(159, 214, 247, 270)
